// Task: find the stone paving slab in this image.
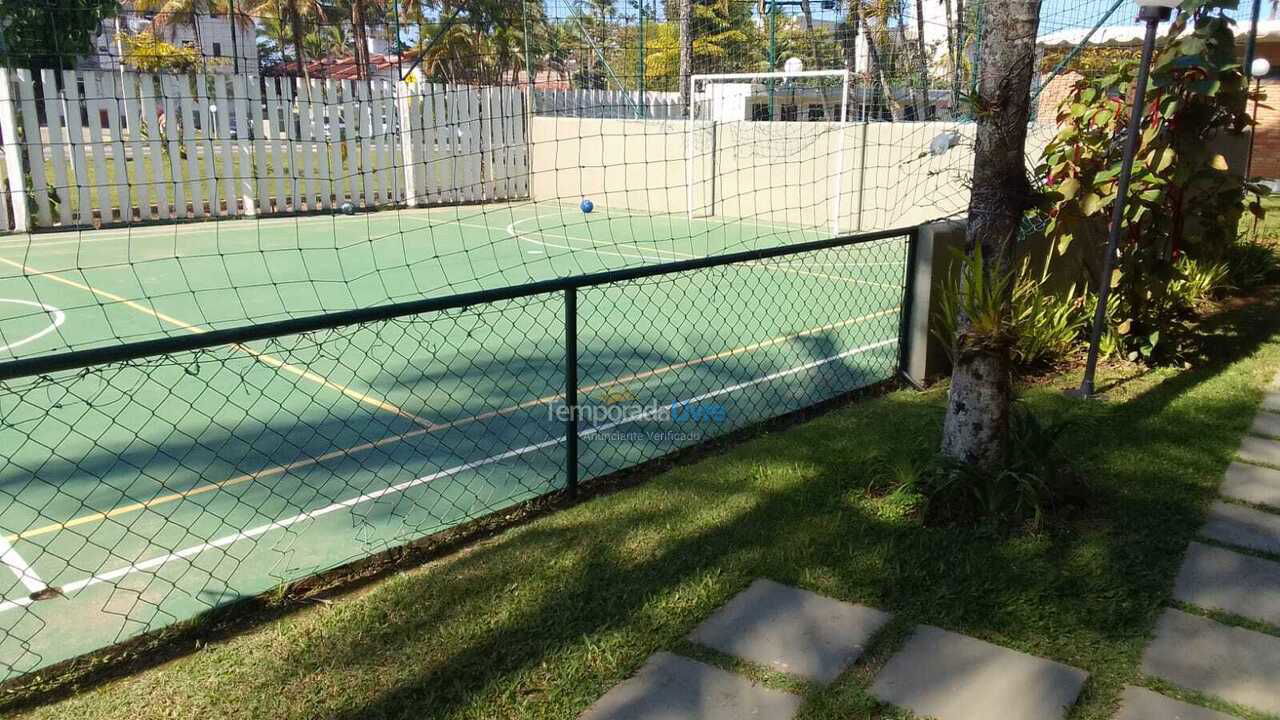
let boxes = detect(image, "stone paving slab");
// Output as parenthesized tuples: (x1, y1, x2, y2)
(1174, 542, 1280, 626)
(1200, 501, 1280, 556)
(869, 625, 1088, 720)
(687, 578, 891, 684)
(1114, 686, 1239, 720)
(1220, 462, 1280, 509)
(1141, 609, 1280, 716)
(1265, 393, 1280, 414)
(578, 652, 803, 720)
(1237, 435, 1280, 468)
(1251, 412, 1280, 439)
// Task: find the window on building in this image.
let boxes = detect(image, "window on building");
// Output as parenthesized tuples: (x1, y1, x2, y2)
(807, 104, 824, 121)
(781, 104, 798, 121)
(212, 42, 222, 57)
(751, 103, 770, 121)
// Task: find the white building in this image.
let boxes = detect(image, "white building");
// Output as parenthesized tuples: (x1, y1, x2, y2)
(82, 2, 259, 74)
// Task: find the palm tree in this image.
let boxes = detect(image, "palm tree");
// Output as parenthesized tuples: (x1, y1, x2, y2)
(134, 0, 254, 70)
(798, 0, 822, 69)
(678, 0, 692, 107)
(258, 14, 292, 64)
(940, 0, 1041, 468)
(913, 0, 930, 118)
(332, 0, 388, 79)
(856, 0, 905, 119)
(133, 0, 210, 56)
(839, 0, 860, 115)
(246, 0, 328, 78)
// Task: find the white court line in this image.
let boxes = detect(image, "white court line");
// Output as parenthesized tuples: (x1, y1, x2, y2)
(0, 256, 435, 430)
(0, 536, 46, 594)
(505, 214, 901, 290)
(0, 336, 896, 613)
(5, 306, 897, 544)
(0, 299, 65, 353)
(0, 205, 531, 248)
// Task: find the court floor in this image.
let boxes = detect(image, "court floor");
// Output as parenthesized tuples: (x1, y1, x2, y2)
(0, 200, 910, 679)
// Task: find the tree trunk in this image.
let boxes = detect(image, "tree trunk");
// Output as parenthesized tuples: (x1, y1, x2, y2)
(940, 0, 1042, 469)
(678, 0, 693, 111)
(841, 1, 860, 118)
(943, 0, 957, 110)
(292, 14, 310, 80)
(352, 0, 369, 80)
(914, 0, 930, 119)
(860, 9, 903, 120)
(800, 0, 820, 65)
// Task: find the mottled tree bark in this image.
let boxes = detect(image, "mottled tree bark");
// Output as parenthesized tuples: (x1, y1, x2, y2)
(914, 0, 930, 119)
(840, 1, 860, 113)
(678, 0, 693, 110)
(940, 0, 1041, 469)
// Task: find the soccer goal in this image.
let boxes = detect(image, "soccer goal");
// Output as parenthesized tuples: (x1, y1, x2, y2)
(686, 68, 852, 236)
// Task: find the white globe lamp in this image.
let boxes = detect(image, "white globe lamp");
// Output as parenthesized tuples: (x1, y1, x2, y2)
(1252, 57, 1271, 79)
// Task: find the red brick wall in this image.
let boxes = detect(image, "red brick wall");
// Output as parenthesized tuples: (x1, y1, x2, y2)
(1248, 76, 1280, 179)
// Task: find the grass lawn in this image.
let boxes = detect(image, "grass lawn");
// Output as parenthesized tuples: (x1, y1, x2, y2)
(10, 293, 1280, 720)
(1245, 193, 1280, 241)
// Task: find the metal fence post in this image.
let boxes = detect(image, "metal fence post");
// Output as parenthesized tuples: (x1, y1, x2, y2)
(565, 286, 580, 497)
(897, 226, 920, 378)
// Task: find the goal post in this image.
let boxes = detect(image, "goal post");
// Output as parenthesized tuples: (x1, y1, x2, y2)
(686, 69, 852, 236)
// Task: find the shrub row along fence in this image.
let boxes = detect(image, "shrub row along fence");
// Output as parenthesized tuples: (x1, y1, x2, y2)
(0, 69, 531, 232)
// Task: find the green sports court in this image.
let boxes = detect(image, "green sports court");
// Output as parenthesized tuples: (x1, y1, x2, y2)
(0, 200, 910, 678)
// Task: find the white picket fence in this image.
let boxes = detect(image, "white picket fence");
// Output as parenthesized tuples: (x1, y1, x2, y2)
(533, 89, 683, 120)
(0, 68, 529, 232)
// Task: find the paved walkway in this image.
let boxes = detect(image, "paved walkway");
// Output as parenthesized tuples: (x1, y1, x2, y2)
(579, 578, 1089, 719)
(578, 381, 1280, 719)
(1133, 376, 1280, 718)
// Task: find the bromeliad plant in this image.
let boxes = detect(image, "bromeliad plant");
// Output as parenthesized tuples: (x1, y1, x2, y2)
(1038, 0, 1266, 363)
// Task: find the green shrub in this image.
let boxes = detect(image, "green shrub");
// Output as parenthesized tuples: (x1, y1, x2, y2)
(935, 254, 1089, 371)
(1223, 238, 1280, 291)
(1170, 256, 1230, 305)
(1010, 272, 1089, 368)
(932, 246, 1018, 360)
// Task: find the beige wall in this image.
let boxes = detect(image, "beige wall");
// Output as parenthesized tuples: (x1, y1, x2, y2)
(529, 116, 985, 233)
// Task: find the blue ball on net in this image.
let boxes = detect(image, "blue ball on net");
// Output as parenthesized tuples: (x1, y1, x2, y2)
(580, 199, 594, 214)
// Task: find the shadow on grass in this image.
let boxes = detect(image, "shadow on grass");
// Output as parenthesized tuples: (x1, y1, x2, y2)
(288, 293, 1280, 720)
(11, 290, 1280, 720)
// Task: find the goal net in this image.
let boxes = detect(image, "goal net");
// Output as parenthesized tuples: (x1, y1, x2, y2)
(687, 70, 852, 236)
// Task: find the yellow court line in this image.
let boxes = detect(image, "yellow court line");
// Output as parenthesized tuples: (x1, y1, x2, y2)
(0, 256, 436, 430)
(4, 306, 899, 543)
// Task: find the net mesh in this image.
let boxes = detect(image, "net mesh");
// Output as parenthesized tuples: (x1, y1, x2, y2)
(0, 0, 1157, 689)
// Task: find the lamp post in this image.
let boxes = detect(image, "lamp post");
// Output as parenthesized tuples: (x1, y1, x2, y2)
(1248, 57, 1270, 240)
(1075, 0, 1178, 398)
(1248, 57, 1270, 181)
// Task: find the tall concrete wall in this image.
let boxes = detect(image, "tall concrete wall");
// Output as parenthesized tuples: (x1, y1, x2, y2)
(528, 116, 995, 233)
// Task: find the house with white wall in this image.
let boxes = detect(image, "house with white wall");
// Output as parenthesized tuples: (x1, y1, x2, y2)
(81, 1, 259, 74)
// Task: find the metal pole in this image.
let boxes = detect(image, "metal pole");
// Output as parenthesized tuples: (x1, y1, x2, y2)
(522, 0, 535, 102)
(769, 0, 777, 118)
(1249, 78, 1261, 180)
(1250, 78, 1263, 240)
(1077, 7, 1165, 397)
(229, 0, 241, 74)
(637, 0, 646, 119)
(565, 287, 580, 497)
(1245, 0, 1263, 80)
